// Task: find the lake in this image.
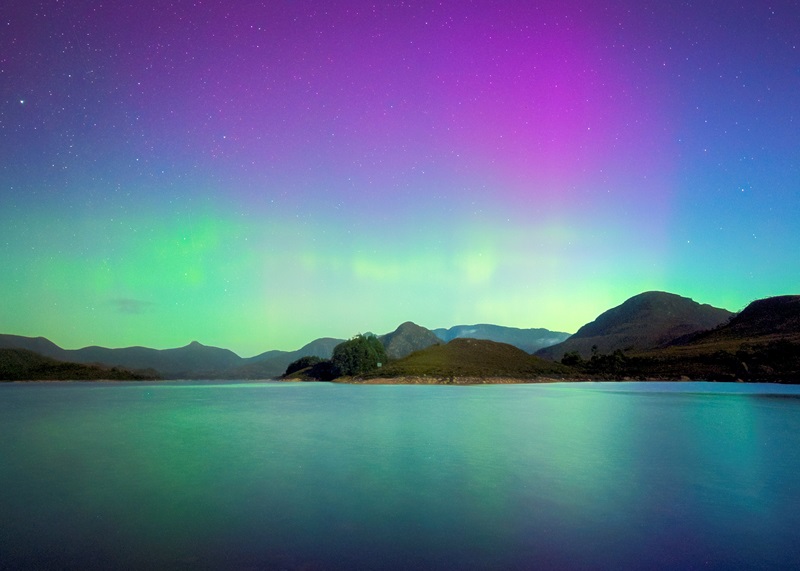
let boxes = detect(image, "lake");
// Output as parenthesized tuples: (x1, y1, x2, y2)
(2, 381, 800, 570)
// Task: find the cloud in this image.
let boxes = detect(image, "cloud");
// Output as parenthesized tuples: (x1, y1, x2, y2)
(111, 298, 156, 314)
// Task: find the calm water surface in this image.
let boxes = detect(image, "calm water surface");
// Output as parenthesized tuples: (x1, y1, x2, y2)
(2, 381, 800, 570)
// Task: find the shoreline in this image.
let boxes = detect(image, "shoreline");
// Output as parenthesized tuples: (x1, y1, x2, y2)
(340, 375, 677, 385)
(5, 376, 788, 384)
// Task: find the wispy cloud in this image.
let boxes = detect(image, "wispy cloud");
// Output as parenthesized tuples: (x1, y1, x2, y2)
(111, 298, 156, 315)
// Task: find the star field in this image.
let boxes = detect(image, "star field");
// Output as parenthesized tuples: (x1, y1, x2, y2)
(1, 1, 798, 355)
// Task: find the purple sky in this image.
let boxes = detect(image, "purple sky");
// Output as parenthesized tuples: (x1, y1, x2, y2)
(1, 1, 798, 355)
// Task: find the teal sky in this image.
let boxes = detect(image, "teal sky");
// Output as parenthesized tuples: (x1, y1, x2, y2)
(1, 1, 798, 356)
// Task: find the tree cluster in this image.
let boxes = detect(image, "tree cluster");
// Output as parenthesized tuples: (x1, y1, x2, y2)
(331, 334, 387, 376)
(284, 334, 388, 381)
(561, 345, 630, 375)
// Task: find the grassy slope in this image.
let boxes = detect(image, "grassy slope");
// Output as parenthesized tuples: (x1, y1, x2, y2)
(358, 338, 573, 380)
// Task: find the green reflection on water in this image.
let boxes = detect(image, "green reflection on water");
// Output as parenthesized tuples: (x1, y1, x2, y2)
(3, 382, 800, 569)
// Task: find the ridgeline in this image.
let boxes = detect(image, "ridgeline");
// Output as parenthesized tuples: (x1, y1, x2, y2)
(3, 292, 799, 383)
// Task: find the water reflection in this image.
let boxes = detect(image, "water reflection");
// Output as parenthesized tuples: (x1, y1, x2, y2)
(1, 382, 800, 569)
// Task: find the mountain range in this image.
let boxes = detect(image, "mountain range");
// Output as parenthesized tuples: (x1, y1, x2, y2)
(3, 291, 799, 382)
(356, 287, 793, 382)
(0, 334, 345, 380)
(0, 321, 568, 380)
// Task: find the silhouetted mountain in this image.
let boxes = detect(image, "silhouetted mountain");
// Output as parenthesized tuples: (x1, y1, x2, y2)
(0, 335, 247, 379)
(243, 349, 285, 362)
(626, 295, 800, 382)
(360, 338, 571, 381)
(0, 348, 158, 381)
(69, 341, 242, 378)
(379, 322, 440, 359)
(296, 337, 343, 360)
(536, 291, 733, 360)
(433, 324, 570, 353)
(0, 333, 345, 380)
(230, 337, 344, 379)
(683, 295, 800, 345)
(551, 295, 800, 382)
(0, 334, 71, 361)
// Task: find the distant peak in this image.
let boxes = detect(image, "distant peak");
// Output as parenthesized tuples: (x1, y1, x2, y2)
(628, 291, 684, 302)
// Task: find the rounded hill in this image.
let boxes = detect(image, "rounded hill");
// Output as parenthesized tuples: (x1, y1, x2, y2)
(359, 338, 572, 380)
(537, 291, 732, 360)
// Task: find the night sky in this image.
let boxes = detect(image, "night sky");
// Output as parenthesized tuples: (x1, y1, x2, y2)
(2, 1, 798, 356)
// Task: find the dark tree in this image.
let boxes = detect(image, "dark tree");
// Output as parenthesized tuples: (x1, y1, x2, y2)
(588, 348, 629, 374)
(561, 351, 584, 368)
(285, 355, 324, 376)
(331, 334, 388, 377)
(307, 360, 337, 381)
